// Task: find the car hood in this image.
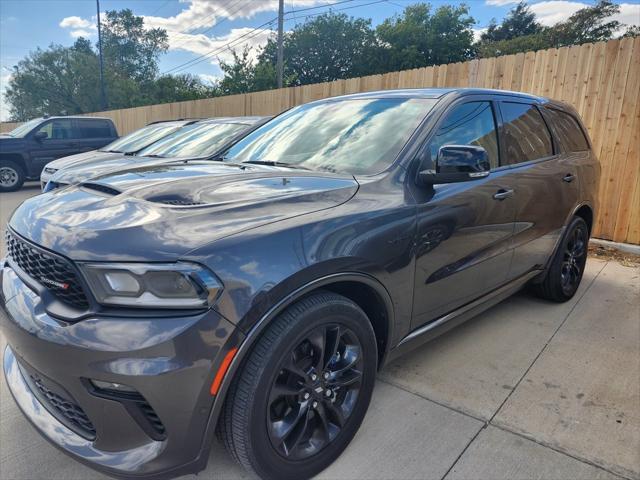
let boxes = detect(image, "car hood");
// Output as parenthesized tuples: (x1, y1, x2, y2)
(0, 137, 25, 150)
(10, 161, 359, 261)
(45, 150, 123, 172)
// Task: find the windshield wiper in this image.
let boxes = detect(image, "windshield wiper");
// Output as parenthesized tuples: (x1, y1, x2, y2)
(243, 160, 311, 170)
(141, 154, 166, 158)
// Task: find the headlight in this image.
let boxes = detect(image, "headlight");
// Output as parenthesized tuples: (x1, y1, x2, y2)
(80, 262, 222, 309)
(44, 167, 58, 175)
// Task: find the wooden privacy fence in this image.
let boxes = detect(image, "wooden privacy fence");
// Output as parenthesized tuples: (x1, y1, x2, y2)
(1, 37, 638, 244)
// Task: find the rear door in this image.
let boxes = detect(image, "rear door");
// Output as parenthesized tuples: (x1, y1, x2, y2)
(410, 97, 517, 327)
(497, 101, 580, 279)
(74, 118, 116, 152)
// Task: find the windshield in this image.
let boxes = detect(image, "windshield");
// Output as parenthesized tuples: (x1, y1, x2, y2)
(100, 123, 182, 154)
(138, 122, 249, 159)
(223, 98, 437, 175)
(6, 118, 44, 138)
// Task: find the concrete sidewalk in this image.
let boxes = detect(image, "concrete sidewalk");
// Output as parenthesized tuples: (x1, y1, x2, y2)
(0, 187, 639, 480)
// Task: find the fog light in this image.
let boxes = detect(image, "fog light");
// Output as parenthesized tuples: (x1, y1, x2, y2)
(91, 379, 137, 393)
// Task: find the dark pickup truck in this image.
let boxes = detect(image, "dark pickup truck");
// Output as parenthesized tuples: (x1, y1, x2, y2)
(0, 116, 118, 192)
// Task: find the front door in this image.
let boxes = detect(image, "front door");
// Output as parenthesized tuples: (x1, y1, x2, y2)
(411, 99, 517, 328)
(29, 118, 82, 175)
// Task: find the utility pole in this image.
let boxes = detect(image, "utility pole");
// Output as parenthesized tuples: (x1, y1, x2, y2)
(276, 0, 284, 89)
(96, 0, 107, 110)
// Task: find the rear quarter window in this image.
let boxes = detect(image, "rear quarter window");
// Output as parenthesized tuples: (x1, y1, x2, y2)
(500, 102, 554, 164)
(545, 108, 590, 152)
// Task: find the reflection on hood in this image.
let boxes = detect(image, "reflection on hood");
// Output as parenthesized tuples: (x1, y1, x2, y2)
(10, 161, 359, 262)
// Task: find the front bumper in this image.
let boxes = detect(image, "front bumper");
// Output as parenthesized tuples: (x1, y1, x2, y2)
(1, 263, 243, 479)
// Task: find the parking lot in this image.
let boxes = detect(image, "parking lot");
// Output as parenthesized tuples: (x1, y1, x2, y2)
(0, 185, 638, 480)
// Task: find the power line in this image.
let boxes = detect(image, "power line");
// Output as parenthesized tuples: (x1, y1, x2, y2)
(149, 0, 173, 17)
(168, 0, 247, 52)
(162, 17, 278, 74)
(162, 0, 390, 76)
(286, 0, 361, 15)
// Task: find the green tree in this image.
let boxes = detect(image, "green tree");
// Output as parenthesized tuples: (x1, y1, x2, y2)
(552, 0, 622, 45)
(477, 0, 627, 57)
(376, 3, 475, 71)
(258, 13, 382, 86)
(152, 74, 218, 103)
(481, 2, 541, 42)
(101, 9, 168, 84)
(5, 39, 102, 120)
(218, 47, 280, 95)
(5, 9, 203, 120)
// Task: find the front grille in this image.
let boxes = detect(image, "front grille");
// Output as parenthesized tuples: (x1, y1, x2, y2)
(30, 375, 97, 439)
(5, 230, 89, 309)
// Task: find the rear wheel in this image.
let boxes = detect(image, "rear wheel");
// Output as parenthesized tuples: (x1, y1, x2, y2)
(218, 291, 377, 480)
(534, 216, 589, 302)
(0, 160, 25, 192)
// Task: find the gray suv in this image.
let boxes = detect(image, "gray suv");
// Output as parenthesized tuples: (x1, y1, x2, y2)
(1, 89, 599, 480)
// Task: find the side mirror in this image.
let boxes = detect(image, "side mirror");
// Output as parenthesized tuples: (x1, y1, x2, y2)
(419, 145, 490, 185)
(34, 131, 48, 141)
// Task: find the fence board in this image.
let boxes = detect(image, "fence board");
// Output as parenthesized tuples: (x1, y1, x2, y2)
(1, 39, 638, 244)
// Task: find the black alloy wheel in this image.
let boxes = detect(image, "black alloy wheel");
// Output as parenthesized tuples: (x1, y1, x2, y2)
(267, 324, 363, 460)
(218, 291, 377, 480)
(560, 222, 587, 296)
(534, 216, 589, 302)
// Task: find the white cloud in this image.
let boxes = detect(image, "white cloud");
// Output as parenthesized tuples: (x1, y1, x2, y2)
(484, 1, 640, 32)
(165, 26, 275, 74)
(529, 1, 640, 30)
(59, 16, 93, 29)
(142, 0, 320, 33)
(0, 71, 13, 122)
(485, 0, 520, 6)
(60, 15, 97, 38)
(198, 73, 221, 85)
(69, 29, 95, 39)
(473, 28, 488, 42)
(529, 1, 586, 26)
(614, 3, 640, 31)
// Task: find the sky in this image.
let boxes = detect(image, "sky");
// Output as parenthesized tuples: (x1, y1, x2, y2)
(0, 0, 639, 121)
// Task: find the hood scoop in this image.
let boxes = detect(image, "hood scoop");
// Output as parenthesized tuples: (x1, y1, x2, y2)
(79, 182, 121, 196)
(144, 193, 206, 206)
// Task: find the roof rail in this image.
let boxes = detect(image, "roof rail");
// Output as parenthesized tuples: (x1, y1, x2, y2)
(146, 117, 205, 125)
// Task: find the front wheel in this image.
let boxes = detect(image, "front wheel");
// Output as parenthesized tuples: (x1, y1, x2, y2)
(218, 291, 377, 480)
(0, 160, 25, 192)
(534, 216, 589, 302)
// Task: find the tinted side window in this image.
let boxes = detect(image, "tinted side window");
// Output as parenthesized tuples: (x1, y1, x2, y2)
(429, 101, 499, 169)
(501, 102, 553, 164)
(36, 119, 74, 140)
(545, 108, 589, 152)
(76, 119, 112, 139)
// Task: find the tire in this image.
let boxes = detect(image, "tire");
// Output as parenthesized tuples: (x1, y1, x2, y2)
(0, 160, 25, 192)
(218, 291, 378, 480)
(534, 216, 589, 302)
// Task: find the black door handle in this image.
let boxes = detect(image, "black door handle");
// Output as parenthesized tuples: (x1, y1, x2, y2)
(493, 188, 514, 200)
(563, 174, 576, 183)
